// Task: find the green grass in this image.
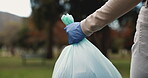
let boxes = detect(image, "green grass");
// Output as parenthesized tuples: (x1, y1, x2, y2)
(0, 57, 56, 78)
(0, 54, 131, 78)
(111, 59, 130, 78)
(110, 53, 131, 78)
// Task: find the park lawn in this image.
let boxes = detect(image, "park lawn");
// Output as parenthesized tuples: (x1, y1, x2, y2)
(0, 54, 130, 78)
(111, 58, 130, 78)
(0, 57, 55, 78)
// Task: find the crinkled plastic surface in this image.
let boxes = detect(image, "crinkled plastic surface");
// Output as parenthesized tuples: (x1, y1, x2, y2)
(52, 14, 122, 78)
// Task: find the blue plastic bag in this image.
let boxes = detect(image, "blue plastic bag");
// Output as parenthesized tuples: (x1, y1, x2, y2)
(52, 14, 122, 78)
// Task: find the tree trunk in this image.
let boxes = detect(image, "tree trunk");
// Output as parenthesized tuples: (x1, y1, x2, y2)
(46, 22, 53, 59)
(100, 26, 111, 58)
(10, 46, 15, 56)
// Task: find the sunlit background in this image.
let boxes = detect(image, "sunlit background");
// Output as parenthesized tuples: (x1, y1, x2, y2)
(0, 0, 31, 17)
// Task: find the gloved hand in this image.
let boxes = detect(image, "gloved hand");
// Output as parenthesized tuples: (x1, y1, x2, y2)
(64, 22, 86, 44)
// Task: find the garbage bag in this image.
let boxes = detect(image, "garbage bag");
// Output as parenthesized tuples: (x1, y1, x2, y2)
(52, 14, 122, 78)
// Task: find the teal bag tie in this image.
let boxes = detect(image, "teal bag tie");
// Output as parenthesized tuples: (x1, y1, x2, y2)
(61, 13, 74, 25)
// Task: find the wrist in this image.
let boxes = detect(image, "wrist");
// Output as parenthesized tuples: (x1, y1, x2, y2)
(80, 20, 94, 36)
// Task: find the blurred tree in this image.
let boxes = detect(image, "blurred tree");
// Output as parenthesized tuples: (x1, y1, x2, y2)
(69, 0, 106, 21)
(0, 12, 23, 56)
(108, 7, 140, 54)
(118, 8, 139, 51)
(30, 0, 62, 59)
(3, 22, 22, 56)
(16, 24, 29, 49)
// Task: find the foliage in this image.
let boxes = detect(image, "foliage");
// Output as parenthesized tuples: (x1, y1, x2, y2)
(31, 0, 61, 30)
(30, 0, 66, 58)
(16, 26, 29, 48)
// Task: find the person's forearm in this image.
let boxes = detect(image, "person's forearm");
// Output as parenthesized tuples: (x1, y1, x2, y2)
(81, 0, 142, 36)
